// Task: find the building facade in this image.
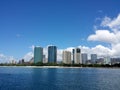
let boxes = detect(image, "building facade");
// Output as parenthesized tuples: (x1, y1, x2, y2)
(48, 46, 57, 63)
(73, 48, 82, 64)
(91, 54, 97, 64)
(104, 56, 111, 65)
(62, 51, 71, 64)
(81, 53, 88, 64)
(34, 46, 43, 63)
(72, 49, 75, 64)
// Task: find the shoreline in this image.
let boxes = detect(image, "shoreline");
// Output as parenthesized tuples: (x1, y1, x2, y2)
(0, 66, 83, 68)
(0, 66, 120, 69)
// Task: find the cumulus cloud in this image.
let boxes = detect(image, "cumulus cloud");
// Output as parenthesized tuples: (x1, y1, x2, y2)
(91, 45, 112, 57)
(88, 30, 118, 44)
(101, 14, 120, 31)
(88, 13, 120, 58)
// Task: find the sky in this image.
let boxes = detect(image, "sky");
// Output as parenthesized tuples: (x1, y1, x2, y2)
(0, 0, 120, 63)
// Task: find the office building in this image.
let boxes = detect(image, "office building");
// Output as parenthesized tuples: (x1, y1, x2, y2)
(48, 46, 57, 63)
(34, 46, 43, 63)
(91, 54, 97, 64)
(73, 48, 82, 64)
(62, 50, 71, 64)
(81, 53, 88, 64)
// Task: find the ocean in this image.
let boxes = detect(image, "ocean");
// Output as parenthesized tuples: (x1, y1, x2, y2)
(0, 67, 120, 90)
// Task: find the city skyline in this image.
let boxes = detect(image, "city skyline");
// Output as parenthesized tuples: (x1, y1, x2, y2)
(0, 0, 120, 63)
(32, 46, 115, 65)
(7, 45, 120, 65)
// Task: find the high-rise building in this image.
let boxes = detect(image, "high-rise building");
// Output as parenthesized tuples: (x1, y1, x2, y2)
(62, 51, 71, 64)
(34, 46, 43, 63)
(81, 53, 88, 64)
(72, 49, 75, 64)
(104, 56, 111, 65)
(48, 46, 57, 63)
(91, 54, 97, 64)
(73, 48, 81, 64)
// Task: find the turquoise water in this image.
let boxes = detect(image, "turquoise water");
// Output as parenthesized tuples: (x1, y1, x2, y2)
(0, 67, 120, 90)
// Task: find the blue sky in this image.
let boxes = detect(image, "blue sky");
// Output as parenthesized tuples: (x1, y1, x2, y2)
(0, 0, 120, 62)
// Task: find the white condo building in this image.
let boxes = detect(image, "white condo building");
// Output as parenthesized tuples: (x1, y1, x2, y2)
(62, 51, 71, 64)
(104, 56, 111, 65)
(73, 48, 82, 64)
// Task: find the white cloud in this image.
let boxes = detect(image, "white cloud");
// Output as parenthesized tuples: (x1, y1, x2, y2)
(0, 54, 5, 58)
(111, 44, 120, 57)
(101, 14, 120, 32)
(91, 45, 112, 56)
(23, 52, 33, 61)
(0, 53, 16, 63)
(65, 47, 75, 52)
(88, 13, 120, 58)
(101, 16, 111, 27)
(88, 30, 118, 44)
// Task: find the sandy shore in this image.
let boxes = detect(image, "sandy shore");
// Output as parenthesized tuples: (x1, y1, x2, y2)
(0, 66, 83, 68)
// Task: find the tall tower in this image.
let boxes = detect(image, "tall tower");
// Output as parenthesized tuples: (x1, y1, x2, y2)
(34, 46, 43, 63)
(73, 48, 81, 64)
(72, 49, 75, 64)
(81, 53, 88, 64)
(48, 46, 57, 63)
(91, 54, 97, 64)
(62, 50, 71, 64)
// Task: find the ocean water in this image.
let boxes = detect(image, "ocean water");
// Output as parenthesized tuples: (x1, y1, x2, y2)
(0, 67, 120, 90)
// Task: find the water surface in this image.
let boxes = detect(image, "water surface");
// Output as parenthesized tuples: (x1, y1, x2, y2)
(0, 67, 120, 90)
